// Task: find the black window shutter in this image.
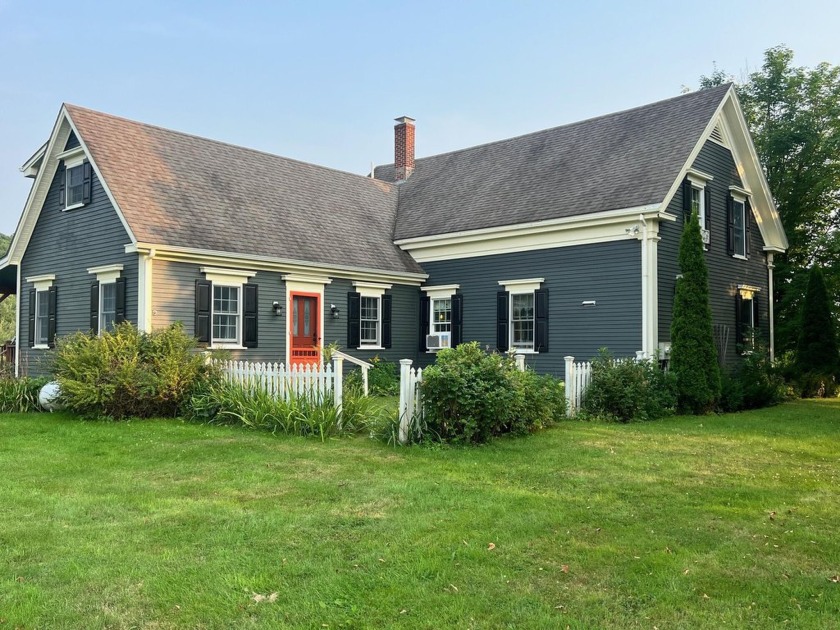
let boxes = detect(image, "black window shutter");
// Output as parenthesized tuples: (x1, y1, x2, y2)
(704, 184, 711, 245)
(745, 199, 752, 257)
(48, 286, 57, 348)
(82, 160, 93, 205)
(496, 291, 509, 352)
(534, 288, 549, 352)
(682, 178, 692, 219)
(115, 277, 127, 325)
(753, 296, 761, 334)
(242, 283, 258, 348)
(726, 195, 735, 255)
(27, 289, 36, 347)
(195, 280, 212, 344)
(451, 293, 463, 347)
(90, 282, 100, 334)
(347, 292, 361, 348)
(381, 293, 392, 349)
(419, 294, 430, 351)
(58, 165, 66, 207)
(735, 294, 743, 347)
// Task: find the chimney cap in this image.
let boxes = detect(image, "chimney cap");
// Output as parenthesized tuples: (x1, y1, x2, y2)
(394, 116, 416, 125)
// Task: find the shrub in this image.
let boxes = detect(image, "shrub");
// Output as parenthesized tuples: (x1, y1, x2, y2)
(345, 356, 399, 396)
(185, 379, 389, 440)
(0, 376, 49, 413)
(795, 266, 840, 394)
(420, 342, 564, 444)
(53, 322, 219, 419)
(670, 209, 721, 413)
(719, 349, 789, 412)
(581, 350, 676, 422)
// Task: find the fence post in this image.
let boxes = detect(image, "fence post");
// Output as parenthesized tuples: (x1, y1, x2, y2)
(362, 365, 369, 397)
(398, 359, 413, 445)
(635, 350, 645, 362)
(564, 355, 575, 416)
(514, 353, 525, 372)
(332, 355, 344, 423)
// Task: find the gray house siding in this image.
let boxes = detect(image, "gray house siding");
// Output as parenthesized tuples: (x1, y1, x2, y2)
(19, 141, 138, 376)
(658, 140, 770, 367)
(152, 260, 419, 368)
(419, 241, 643, 378)
(324, 279, 419, 365)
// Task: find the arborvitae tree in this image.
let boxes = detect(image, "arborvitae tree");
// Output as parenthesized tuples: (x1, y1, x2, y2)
(670, 209, 721, 413)
(796, 266, 839, 378)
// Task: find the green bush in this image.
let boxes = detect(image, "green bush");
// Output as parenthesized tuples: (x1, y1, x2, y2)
(420, 342, 564, 444)
(582, 350, 676, 422)
(0, 377, 49, 413)
(795, 266, 840, 384)
(53, 322, 219, 419)
(185, 378, 389, 440)
(345, 356, 399, 396)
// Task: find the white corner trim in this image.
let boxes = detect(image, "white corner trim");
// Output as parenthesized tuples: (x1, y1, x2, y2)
(87, 264, 124, 284)
(686, 168, 714, 184)
(201, 266, 257, 284)
(55, 146, 85, 162)
(137, 253, 153, 333)
(499, 278, 544, 293)
(728, 185, 750, 199)
(352, 280, 392, 297)
(421, 284, 460, 299)
(281, 273, 332, 285)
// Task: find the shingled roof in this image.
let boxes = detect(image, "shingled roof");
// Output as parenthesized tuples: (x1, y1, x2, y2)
(377, 84, 731, 241)
(64, 105, 423, 275)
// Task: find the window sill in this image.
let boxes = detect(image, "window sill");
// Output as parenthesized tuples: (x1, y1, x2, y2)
(732, 254, 748, 260)
(32, 344, 50, 350)
(358, 345, 384, 351)
(512, 349, 539, 354)
(63, 202, 85, 212)
(212, 342, 246, 350)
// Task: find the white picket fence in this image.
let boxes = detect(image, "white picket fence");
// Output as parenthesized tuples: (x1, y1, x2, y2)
(398, 359, 424, 444)
(218, 356, 345, 408)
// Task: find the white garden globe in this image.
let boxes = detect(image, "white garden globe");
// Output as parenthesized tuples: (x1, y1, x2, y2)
(39, 381, 63, 411)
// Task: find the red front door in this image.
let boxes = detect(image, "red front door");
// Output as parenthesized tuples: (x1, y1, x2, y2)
(290, 293, 320, 367)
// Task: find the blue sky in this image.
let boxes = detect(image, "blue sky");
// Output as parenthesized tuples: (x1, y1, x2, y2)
(1, 0, 838, 235)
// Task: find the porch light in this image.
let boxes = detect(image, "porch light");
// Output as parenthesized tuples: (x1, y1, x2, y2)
(272, 301, 282, 316)
(331, 304, 340, 319)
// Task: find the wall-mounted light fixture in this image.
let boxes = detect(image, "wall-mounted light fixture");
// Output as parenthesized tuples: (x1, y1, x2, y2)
(272, 301, 282, 316)
(582, 300, 596, 307)
(331, 304, 340, 319)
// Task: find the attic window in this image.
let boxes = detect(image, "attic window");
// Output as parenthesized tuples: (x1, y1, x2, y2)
(66, 163, 84, 207)
(60, 152, 92, 210)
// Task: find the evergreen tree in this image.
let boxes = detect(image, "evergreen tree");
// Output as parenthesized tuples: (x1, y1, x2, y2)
(670, 209, 721, 413)
(796, 266, 839, 378)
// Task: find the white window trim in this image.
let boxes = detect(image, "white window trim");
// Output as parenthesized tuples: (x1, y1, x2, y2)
(88, 264, 124, 284)
(353, 281, 391, 349)
(730, 194, 748, 259)
(737, 285, 761, 352)
(201, 267, 256, 349)
(500, 278, 544, 353)
(687, 172, 712, 240)
(422, 284, 460, 353)
(64, 154, 87, 211)
(26, 275, 55, 349)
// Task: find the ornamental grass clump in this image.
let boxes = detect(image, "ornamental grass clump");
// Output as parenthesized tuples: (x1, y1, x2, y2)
(420, 342, 564, 444)
(53, 322, 218, 419)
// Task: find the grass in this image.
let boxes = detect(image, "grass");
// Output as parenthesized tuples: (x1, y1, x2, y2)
(1, 400, 838, 629)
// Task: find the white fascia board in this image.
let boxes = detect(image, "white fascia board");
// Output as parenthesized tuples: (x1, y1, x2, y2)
(126, 242, 428, 285)
(19, 143, 47, 178)
(396, 204, 663, 263)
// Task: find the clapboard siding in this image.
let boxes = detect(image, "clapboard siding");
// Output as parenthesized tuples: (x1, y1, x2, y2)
(419, 241, 643, 377)
(658, 140, 770, 367)
(324, 279, 419, 364)
(19, 137, 137, 376)
(152, 260, 286, 363)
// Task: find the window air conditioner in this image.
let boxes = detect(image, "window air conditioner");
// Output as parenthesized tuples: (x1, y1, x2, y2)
(426, 333, 451, 349)
(701, 228, 711, 245)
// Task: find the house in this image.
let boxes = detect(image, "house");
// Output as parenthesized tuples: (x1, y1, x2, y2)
(0, 84, 787, 378)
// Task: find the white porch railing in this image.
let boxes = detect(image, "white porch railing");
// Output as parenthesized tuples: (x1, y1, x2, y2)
(218, 355, 344, 410)
(331, 350, 373, 396)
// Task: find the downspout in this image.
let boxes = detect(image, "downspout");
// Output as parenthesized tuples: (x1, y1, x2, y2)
(767, 252, 775, 362)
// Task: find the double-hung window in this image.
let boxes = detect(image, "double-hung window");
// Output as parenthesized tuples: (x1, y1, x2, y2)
(88, 264, 124, 335)
(498, 278, 548, 353)
(732, 198, 746, 257)
(35, 290, 49, 345)
(66, 163, 85, 207)
(57, 146, 91, 210)
(26, 274, 56, 349)
(686, 170, 713, 247)
(99, 282, 117, 333)
(349, 281, 392, 349)
(510, 292, 535, 349)
(198, 267, 258, 349)
(421, 285, 461, 351)
(737, 286, 760, 352)
(213, 284, 240, 344)
(728, 186, 751, 259)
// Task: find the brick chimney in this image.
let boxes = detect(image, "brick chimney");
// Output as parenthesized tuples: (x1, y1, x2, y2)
(394, 116, 415, 181)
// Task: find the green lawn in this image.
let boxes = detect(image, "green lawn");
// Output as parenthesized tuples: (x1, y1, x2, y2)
(1, 401, 839, 629)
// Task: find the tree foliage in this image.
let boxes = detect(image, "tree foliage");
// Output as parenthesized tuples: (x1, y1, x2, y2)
(796, 266, 839, 379)
(701, 47, 840, 355)
(0, 232, 14, 342)
(670, 209, 721, 413)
